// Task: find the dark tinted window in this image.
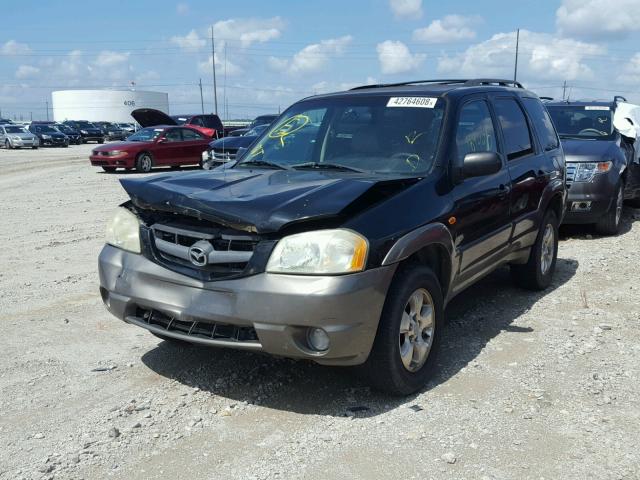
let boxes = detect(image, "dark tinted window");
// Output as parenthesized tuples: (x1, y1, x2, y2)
(546, 105, 614, 140)
(182, 128, 203, 140)
(190, 116, 205, 127)
(164, 129, 182, 142)
(455, 100, 497, 162)
(494, 98, 534, 160)
(201, 115, 223, 130)
(523, 98, 560, 151)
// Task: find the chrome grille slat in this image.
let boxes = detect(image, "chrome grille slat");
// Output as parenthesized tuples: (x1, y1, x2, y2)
(566, 163, 577, 186)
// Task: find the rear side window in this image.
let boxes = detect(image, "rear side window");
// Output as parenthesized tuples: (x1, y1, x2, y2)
(182, 128, 204, 140)
(494, 98, 534, 160)
(522, 98, 560, 151)
(202, 115, 223, 130)
(455, 100, 498, 162)
(190, 116, 205, 127)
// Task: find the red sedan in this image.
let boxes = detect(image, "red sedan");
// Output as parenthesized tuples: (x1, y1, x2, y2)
(89, 126, 211, 173)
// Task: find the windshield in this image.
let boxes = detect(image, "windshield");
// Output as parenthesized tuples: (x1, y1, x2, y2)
(5, 126, 26, 133)
(127, 127, 163, 142)
(171, 116, 189, 125)
(76, 121, 96, 129)
(36, 126, 58, 133)
(246, 124, 269, 136)
(238, 96, 445, 175)
(56, 125, 72, 133)
(547, 105, 615, 140)
(250, 115, 278, 128)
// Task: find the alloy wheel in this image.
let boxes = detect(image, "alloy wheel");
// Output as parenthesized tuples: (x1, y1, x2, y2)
(399, 288, 435, 372)
(540, 223, 555, 275)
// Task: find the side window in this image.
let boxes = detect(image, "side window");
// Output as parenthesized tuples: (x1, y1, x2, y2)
(201, 115, 222, 130)
(494, 98, 534, 160)
(164, 129, 182, 142)
(522, 98, 560, 151)
(455, 100, 498, 162)
(182, 128, 203, 140)
(190, 116, 205, 127)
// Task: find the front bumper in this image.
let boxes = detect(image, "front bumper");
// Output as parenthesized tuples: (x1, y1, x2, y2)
(90, 154, 133, 167)
(98, 245, 397, 365)
(8, 139, 38, 148)
(40, 138, 68, 147)
(563, 177, 617, 224)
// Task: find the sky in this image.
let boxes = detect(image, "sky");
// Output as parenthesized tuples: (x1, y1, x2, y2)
(2, 0, 640, 120)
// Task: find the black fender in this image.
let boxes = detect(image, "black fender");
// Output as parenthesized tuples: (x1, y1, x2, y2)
(381, 222, 455, 296)
(538, 175, 566, 222)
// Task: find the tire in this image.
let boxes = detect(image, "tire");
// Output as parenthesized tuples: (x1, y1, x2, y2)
(102, 166, 116, 173)
(360, 265, 444, 395)
(150, 331, 192, 347)
(98, 139, 104, 144)
(32, 146, 38, 150)
(5, 140, 11, 149)
(511, 209, 559, 290)
(135, 152, 153, 173)
(595, 182, 624, 235)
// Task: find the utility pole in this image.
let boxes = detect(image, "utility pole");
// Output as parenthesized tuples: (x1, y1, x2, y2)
(198, 78, 204, 114)
(210, 26, 218, 115)
(562, 80, 567, 100)
(513, 28, 520, 83)
(45, 100, 49, 121)
(30, 112, 33, 121)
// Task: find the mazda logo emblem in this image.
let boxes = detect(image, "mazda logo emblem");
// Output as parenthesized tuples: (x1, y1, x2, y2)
(188, 240, 213, 267)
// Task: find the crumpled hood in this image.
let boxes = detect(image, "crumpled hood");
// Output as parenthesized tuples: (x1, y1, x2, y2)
(562, 139, 618, 162)
(120, 168, 415, 233)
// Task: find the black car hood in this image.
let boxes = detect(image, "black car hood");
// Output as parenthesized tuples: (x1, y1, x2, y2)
(121, 169, 417, 233)
(561, 139, 618, 162)
(131, 108, 176, 128)
(208, 135, 257, 150)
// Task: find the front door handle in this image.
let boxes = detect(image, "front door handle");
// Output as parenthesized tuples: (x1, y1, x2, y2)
(498, 184, 511, 199)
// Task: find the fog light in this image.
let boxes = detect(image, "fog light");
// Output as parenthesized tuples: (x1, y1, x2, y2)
(307, 327, 330, 351)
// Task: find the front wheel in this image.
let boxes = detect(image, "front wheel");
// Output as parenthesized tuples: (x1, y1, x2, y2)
(135, 152, 153, 173)
(102, 166, 116, 173)
(32, 146, 38, 149)
(5, 140, 11, 149)
(360, 265, 443, 395)
(595, 182, 624, 235)
(511, 209, 558, 290)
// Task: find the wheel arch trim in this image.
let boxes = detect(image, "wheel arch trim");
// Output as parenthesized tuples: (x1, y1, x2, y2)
(381, 223, 454, 267)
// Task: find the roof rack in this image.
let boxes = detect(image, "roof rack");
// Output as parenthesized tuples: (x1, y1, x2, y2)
(539, 96, 554, 101)
(350, 78, 524, 91)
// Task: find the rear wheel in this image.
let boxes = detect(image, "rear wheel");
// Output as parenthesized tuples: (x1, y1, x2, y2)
(102, 166, 116, 173)
(511, 209, 558, 290)
(360, 265, 443, 395)
(595, 182, 624, 235)
(32, 146, 38, 150)
(135, 152, 153, 173)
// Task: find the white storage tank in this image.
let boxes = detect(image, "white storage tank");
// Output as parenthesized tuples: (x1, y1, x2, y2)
(51, 89, 169, 123)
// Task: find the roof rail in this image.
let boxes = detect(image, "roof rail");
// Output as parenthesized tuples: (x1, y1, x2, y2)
(539, 96, 554, 101)
(614, 95, 627, 103)
(350, 78, 524, 91)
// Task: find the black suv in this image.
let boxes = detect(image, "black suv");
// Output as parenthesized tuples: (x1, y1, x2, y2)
(29, 122, 69, 147)
(94, 121, 126, 141)
(54, 123, 82, 144)
(63, 120, 104, 143)
(98, 79, 566, 395)
(546, 98, 640, 234)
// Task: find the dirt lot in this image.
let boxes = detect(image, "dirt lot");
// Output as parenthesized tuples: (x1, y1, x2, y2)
(1, 145, 639, 480)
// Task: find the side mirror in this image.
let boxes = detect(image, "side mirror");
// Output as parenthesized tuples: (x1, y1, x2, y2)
(463, 152, 502, 178)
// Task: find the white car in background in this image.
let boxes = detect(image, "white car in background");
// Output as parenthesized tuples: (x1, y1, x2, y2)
(0, 124, 39, 149)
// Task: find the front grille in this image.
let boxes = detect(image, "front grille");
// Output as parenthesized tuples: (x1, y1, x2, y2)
(150, 223, 259, 279)
(212, 148, 237, 162)
(566, 163, 577, 187)
(137, 308, 260, 343)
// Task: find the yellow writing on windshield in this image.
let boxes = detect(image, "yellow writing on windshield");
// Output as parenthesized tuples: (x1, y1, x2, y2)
(268, 114, 310, 146)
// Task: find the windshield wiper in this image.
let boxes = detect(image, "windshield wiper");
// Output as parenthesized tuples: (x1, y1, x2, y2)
(238, 159, 289, 170)
(291, 162, 365, 173)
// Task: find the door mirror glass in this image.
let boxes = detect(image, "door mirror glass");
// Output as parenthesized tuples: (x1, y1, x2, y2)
(236, 146, 248, 160)
(463, 152, 502, 178)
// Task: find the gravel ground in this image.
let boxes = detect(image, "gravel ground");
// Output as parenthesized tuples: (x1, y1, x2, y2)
(1, 145, 639, 480)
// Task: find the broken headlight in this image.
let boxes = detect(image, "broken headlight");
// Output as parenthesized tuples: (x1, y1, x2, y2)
(105, 207, 141, 253)
(572, 161, 612, 182)
(266, 229, 368, 275)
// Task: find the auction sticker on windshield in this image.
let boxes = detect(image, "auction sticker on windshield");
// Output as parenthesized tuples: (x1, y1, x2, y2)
(585, 106, 610, 111)
(387, 97, 438, 108)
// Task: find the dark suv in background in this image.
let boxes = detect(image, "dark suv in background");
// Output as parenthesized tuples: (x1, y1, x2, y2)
(547, 98, 640, 234)
(29, 122, 69, 147)
(63, 120, 104, 143)
(99, 79, 565, 395)
(54, 123, 82, 144)
(94, 121, 126, 141)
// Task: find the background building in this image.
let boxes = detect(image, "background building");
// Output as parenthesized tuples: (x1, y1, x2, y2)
(51, 89, 169, 123)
